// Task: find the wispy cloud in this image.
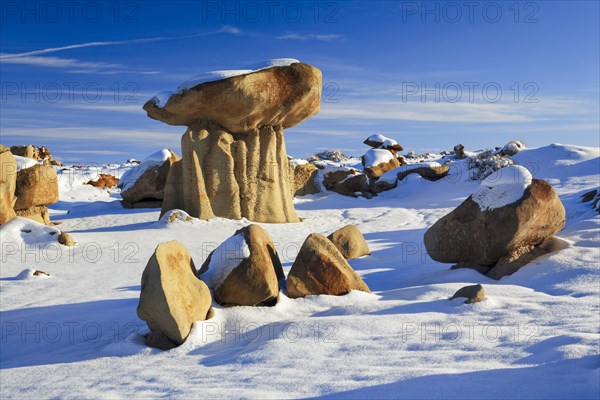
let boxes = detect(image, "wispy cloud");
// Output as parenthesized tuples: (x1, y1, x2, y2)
(276, 33, 343, 41)
(0, 26, 240, 73)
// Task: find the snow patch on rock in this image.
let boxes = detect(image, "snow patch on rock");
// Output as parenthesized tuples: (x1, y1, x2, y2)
(472, 165, 533, 211)
(14, 155, 38, 171)
(119, 149, 171, 191)
(200, 232, 251, 289)
(151, 58, 300, 108)
(363, 149, 395, 168)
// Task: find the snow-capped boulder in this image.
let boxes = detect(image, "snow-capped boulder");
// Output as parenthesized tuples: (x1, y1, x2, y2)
(0, 144, 17, 224)
(287, 233, 371, 298)
(198, 225, 284, 306)
(120, 149, 180, 208)
(137, 240, 212, 349)
(501, 140, 526, 156)
(453, 144, 466, 159)
(144, 59, 321, 132)
(150, 60, 322, 223)
(424, 166, 566, 278)
(362, 149, 401, 179)
(327, 225, 371, 260)
(364, 134, 396, 148)
(14, 164, 59, 225)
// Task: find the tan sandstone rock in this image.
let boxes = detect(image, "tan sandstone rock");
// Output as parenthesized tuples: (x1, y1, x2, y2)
(121, 150, 180, 207)
(293, 163, 320, 196)
(450, 284, 485, 304)
(327, 225, 371, 260)
(137, 240, 212, 348)
(13, 164, 58, 225)
(287, 233, 371, 298)
(323, 169, 370, 198)
(85, 173, 119, 188)
(144, 62, 321, 132)
(146, 61, 321, 223)
(160, 120, 299, 222)
(199, 225, 283, 306)
(424, 178, 566, 278)
(10, 145, 39, 160)
(0, 144, 17, 224)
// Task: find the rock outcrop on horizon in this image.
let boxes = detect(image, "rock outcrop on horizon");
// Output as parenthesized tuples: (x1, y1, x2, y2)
(144, 61, 322, 223)
(0, 144, 17, 224)
(14, 164, 59, 225)
(424, 166, 566, 279)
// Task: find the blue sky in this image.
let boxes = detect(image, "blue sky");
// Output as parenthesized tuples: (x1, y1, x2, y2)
(1, 0, 599, 163)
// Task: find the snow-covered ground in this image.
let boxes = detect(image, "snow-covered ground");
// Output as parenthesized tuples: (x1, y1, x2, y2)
(1, 143, 599, 399)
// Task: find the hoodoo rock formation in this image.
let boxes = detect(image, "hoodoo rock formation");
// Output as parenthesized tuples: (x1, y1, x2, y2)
(143, 60, 322, 223)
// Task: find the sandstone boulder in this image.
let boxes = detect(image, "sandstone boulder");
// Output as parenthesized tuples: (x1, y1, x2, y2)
(144, 61, 321, 133)
(58, 231, 75, 246)
(292, 162, 321, 196)
(10, 145, 39, 160)
(424, 166, 565, 278)
(581, 188, 599, 213)
(137, 240, 212, 348)
(14, 164, 59, 225)
(362, 149, 401, 179)
(323, 169, 370, 198)
(0, 144, 17, 224)
(327, 225, 370, 260)
(363, 134, 398, 149)
(199, 225, 283, 306)
(86, 173, 119, 188)
(287, 233, 371, 298)
(450, 284, 485, 304)
(120, 149, 180, 208)
(454, 144, 465, 159)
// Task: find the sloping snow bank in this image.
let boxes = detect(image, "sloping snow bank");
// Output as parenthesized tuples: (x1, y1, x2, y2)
(119, 149, 171, 191)
(151, 58, 300, 108)
(199, 232, 250, 289)
(0, 217, 61, 246)
(472, 165, 533, 211)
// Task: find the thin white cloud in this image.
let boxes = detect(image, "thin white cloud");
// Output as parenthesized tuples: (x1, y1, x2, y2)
(0, 26, 240, 73)
(276, 33, 343, 41)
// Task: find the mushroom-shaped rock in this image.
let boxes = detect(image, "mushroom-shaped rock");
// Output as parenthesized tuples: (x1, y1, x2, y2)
(0, 144, 17, 224)
(137, 240, 212, 348)
(327, 225, 371, 260)
(199, 225, 284, 306)
(424, 166, 566, 278)
(120, 149, 180, 208)
(14, 164, 58, 225)
(147, 60, 321, 223)
(144, 60, 321, 132)
(287, 233, 371, 298)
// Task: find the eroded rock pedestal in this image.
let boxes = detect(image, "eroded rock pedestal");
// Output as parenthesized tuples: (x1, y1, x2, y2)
(144, 61, 322, 223)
